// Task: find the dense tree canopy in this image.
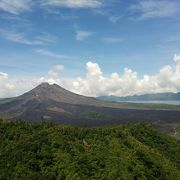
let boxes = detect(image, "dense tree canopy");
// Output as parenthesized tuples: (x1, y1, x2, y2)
(0, 120, 179, 180)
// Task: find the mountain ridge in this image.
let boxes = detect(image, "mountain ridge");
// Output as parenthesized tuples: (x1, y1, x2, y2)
(98, 92, 180, 102)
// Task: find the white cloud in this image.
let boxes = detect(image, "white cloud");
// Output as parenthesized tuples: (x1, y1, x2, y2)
(0, 72, 15, 97)
(0, 29, 57, 45)
(0, 72, 8, 79)
(48, 65, 64, 77)
(35, 49, 69, 59)
(1, 54, 180, 98)
(71, 56, 180, 96)
(75, 30, 93, 41)
(174, 54, 180, 62)
(0, 0, 32, 14)
(41, 0, 102, 9)
(102, 37, 122, 43)
(0, 0, 103, 15)
(129, 0, 179, 20)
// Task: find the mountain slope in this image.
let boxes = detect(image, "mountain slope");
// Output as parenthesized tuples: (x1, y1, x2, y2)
(17, 83, 103, 106)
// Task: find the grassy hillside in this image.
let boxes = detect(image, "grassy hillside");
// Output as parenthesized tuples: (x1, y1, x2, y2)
(0, 120, 179, 180)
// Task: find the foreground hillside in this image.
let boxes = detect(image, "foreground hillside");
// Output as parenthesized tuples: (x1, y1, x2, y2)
(0, 120, 179, 180)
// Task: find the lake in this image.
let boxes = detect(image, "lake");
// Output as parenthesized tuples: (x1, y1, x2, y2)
(120, 101, 180, 105)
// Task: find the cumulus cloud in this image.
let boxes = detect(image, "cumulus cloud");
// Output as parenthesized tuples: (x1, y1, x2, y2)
(71, 54, 180, 96)
(174, 54, 180, 62)
(0, 72, 15, 97)
(48, 65, 64, 77)
(0, 0, 32, 14)
(0, 72, 8, 79)
(1, 54, 180, 98)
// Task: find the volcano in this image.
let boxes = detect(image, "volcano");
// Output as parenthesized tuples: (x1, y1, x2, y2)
(0, 83, 180, 128)
(15, 82, 105, 106)
(0, 83, 122, 123)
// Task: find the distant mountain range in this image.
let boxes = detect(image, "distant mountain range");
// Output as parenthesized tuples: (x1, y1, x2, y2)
(0, 83, 180, 130)
(98, 92, 180, 102)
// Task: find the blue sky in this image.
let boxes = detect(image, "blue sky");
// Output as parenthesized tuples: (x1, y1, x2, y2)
(0, 0, 180, 97)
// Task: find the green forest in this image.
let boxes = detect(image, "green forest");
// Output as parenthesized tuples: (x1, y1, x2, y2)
(0, 120, 179, 180)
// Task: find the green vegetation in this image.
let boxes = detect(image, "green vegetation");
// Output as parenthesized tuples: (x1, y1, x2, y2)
(82, 110, 109, 119)
(121, 102, 180, 111)
(0, 120, 179, 180)
(168, 123, 180, 140)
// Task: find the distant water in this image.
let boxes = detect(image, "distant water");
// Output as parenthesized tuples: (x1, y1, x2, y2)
(120, 101, 180, 105)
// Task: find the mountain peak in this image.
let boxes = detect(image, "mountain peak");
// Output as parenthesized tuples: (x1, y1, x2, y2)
(30, 82, 64, 95)
(18, 82, 103, 106)
(37, 82, 56, 88)
(34, 82, 65, 92)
